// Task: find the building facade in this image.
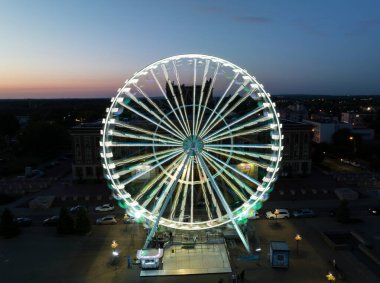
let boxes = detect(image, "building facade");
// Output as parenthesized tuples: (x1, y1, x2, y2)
(280, 120, 313, 176)
(71, 122, 103, 181)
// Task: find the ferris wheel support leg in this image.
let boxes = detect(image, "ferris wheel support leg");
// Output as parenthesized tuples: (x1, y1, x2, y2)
(196, 153, 251, 254)
(143, 153, 191, 250)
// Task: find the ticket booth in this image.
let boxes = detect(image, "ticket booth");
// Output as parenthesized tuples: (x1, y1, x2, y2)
(137, 248, 163, 270)
(269, 241, 289, 268)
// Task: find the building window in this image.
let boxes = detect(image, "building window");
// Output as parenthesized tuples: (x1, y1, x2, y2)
(75, 167, 83, 178)
(86, 166, 93, 177)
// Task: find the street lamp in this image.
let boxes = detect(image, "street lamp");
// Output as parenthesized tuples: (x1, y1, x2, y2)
(111, 240, 119, 267)
(111, 240, 118, 250)
(349, 136, 357, 153)
(326, 272, 336, 282)
(294, 234, 302, 255)
(274, 209, 279, 223)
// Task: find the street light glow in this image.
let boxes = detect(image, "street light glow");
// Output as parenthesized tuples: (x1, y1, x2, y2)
(326, 272, 336, 282)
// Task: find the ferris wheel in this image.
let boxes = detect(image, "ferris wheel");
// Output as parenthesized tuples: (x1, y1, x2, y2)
(100, 54, 283, 252)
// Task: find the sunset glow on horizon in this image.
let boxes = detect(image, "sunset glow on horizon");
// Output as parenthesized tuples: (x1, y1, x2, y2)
(1, 0, 380, 99)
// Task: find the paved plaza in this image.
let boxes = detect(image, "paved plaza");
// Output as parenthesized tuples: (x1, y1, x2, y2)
(141, 243, 231, 276)
(1, 214, 380, 283)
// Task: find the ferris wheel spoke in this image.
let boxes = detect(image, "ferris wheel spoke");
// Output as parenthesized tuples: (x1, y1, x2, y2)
(204, 111, 273, 143)
(202, 152, 255, 197)
(216, 172, 248, 203)
(202, 150, 262, 187)
(200, 84, 245, 139)
(203, 105, 266, 141)
(205, 156, 248, 202)
(120, 151, 182, 188)
(204, 124, 272, 144)
(132, 83, 186, 139)
(150, 69, 189, 137)
(196, 152, 251, 253)
(139, 155, 183, 207)
(206, 146, 276, 162)
(113, 119, 181, 143)
(195, 63, 220, 136)
(136, 164, 172, 202)
(161, 64, 191, 136)
(144, 153, 191, 249)
(114, 149, 183, 177)
(172, 60, 192, 136)
(195, 155, 223, 219)
(194, 60, 210, 137)
(192, 59, 197, 135)
(151, 153, 190, 215)
(109, 129, 182, 145)
(190, 157, 194, 223)
(205, 143, 274, 149)
(200, 87, 254, 139)
(123, 89, 186, 140)
(113, 148, 181, 167)
(194, 158, 214, 220)
(118, 100, 185, 140)
(108, 142, 182, 147)
(178, 159, 191, 222)
(205, 147, 269, 169)
(169, 169, 187, 220)
(199, 72, 239, 138)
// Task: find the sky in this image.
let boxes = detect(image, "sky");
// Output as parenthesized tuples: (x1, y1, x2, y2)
(0, 0, 380, 98)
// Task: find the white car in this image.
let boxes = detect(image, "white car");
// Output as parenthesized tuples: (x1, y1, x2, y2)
(266, 209, 290, 219)
(94, 203, 114, 212)
(96, 216, 117, 225)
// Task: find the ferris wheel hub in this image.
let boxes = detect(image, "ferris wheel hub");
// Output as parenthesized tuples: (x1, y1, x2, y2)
(182, 135, 204, 155)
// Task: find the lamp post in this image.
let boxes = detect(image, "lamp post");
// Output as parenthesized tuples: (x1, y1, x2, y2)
(326, 272, 336, 282)
(349, 136, 356, 154)
(111, 240, 119, 268)
(294, 234, 302, 255)
(274, 209, 279, 223)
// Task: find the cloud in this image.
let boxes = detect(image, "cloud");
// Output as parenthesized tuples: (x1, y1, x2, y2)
(234, 16, 272, 24)
(345, 18, 380, 36)
(292, 21, 327, 37)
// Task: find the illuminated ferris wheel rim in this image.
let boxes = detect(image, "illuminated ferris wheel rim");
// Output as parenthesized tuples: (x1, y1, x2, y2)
(101, 53, 283, 231)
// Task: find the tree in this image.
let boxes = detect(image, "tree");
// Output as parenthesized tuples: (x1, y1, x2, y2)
(0, 208, 20, 238)
(20, 121, 70, 156)
(336, 200, 351, 223)
(0, 113, 20, 136)
(57, 207, 74, 235)
(75, 207, 92, 235)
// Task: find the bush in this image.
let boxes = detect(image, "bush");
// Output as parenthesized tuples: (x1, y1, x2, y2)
(75, 207, 92, 235)
(336, 200, 351, 223)
(0, 208, 20, 238)
(57, 207, 74, 235)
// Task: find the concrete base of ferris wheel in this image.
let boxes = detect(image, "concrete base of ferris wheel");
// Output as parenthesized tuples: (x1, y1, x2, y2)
(140, 243, 232, 276)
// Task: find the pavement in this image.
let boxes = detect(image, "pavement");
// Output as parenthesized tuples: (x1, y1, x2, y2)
(1, 165, 380, 282)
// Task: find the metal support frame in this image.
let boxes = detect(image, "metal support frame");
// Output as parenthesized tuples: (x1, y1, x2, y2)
(143, 153, 191, 249)
(196, 152, 251, 254)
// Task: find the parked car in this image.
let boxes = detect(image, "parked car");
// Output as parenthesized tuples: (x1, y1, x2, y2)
(368, 207, 380, 216)
(96, 216, 117, 225)
(266, 209, 290, 219)
(16, 217, 32, 226)
(292, 208, 315, 218)
(43, 216, 59, 226)
(94, 203, 115, 212)
(70, 205, 87, 213)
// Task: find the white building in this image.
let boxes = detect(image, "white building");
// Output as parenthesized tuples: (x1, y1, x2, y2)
(303, 120, 351, 144)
